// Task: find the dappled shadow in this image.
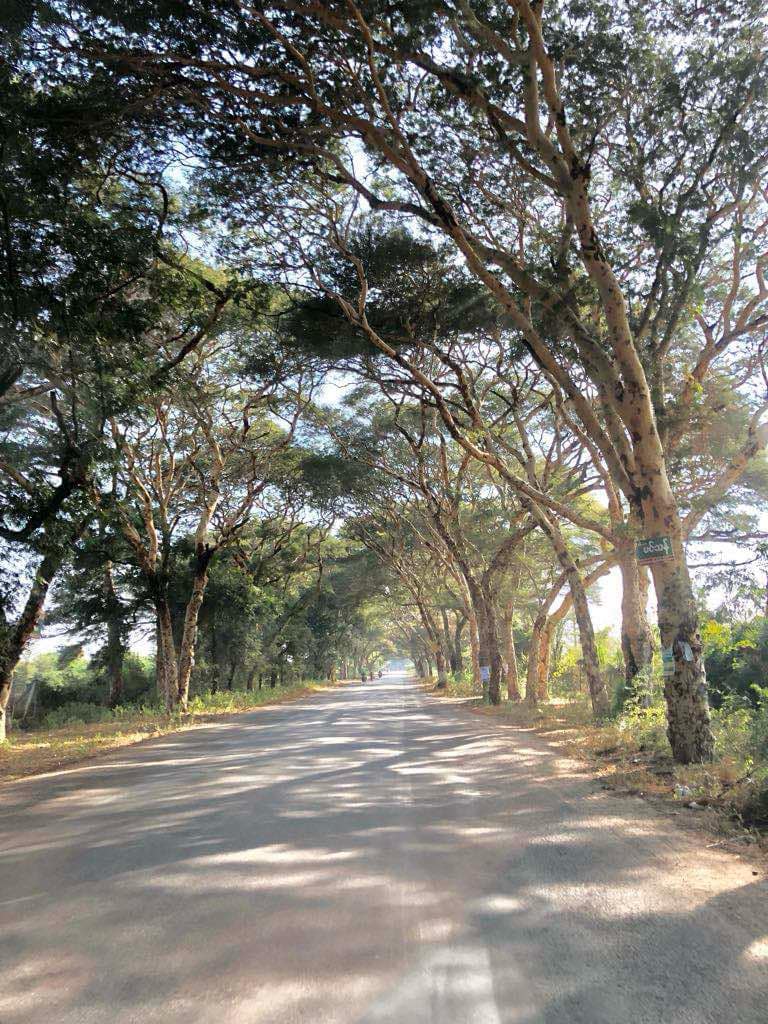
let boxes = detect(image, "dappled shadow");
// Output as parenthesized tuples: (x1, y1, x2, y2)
(0, 676, 766, 1023)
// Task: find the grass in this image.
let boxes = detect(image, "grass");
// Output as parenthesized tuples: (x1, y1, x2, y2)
(0, 679, 349, 784)
(425, 674, 768, 847)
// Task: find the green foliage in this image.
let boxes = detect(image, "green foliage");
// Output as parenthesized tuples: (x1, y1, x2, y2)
(42, 702, 115, 729)
(442, 670, 483, 699)
(550, 627, 624, 700)
(13, 650, 155, 720)
(701, 616, 768, 707)
(618, 699, 670, 755)
(748, 685, 768, 761)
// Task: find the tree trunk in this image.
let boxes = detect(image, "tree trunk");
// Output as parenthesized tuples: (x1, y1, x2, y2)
(176, 553, 212, 710)
(503, 600, 521, 702)
(434, 646, 449, 689)
(471, 584, 504, 705)
(105, 623, 126, 709)
(451, 612, 465, 675)
(103, 561, 126, 708)
(485, 597, 504, 705)
(156, 598, 178, 712)
(539, 511, 610, 718)
(155, 613, 163, 697)
(0, 549, 63, 742)
(618, 547, 654, 704)
(418, 602, 447, 688)
(466, 605, 482, 689)
(440, 608, 457, 673)
(0, 663, 12, 744)
(536, 620, 553, 701)
(650, 534, 714, 762)
(526, 613, 545, 708)
(209, 616, 219, 694)
(567, 569, 608, 717)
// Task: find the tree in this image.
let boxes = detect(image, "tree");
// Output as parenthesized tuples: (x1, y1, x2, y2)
(46, 525, 144, 707)
(0, 34, 238, 736)
(18, 1, 768, 759)
(106, 329, 311, 709)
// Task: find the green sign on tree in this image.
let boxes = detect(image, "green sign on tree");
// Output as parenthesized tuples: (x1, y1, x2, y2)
(636, 536, 673, 565)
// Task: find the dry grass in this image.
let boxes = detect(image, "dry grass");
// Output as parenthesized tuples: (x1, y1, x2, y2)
(0, 679, 348, 784)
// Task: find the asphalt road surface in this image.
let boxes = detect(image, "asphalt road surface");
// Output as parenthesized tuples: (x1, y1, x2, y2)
(1, 673, 767, 1023)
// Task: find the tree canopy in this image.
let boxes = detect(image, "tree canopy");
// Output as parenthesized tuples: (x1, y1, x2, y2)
(2, 2, 768, 769)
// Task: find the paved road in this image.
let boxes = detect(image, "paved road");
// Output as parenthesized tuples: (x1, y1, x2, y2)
(1, 674, 766, 1023)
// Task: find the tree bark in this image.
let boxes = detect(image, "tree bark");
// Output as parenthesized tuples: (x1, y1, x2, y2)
(226, 660, 237, 691)
(537, 510, 610, 717)
(103, 561, 125, 708)
(502, 600, 521, 702)
(482, 593, 504, 705)
(468, 583, 504, 704)
(0, 549, 63, 742)
(618, 546, 654, 704)
(451, 612, 465, 675)
(105, 621, 126, 709)
(176, 550, 213, 710)
(156, 598, 178, 712)
(536, 620, 553, 701)
(209, 620, 219, 694)
(526, 612, 546, 708)
(434, 646, 449, 689)
(440, 608, 456, 673)
(466, 605, 482, 689)
(650, 528, 714, 762)
(567, 570, 608, 717)
(418, 601, 448, 688)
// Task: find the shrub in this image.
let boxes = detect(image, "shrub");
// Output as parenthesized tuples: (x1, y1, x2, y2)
(749, 685, 768, 759)
(445, 670, 482, 698)
(703, 616, 768, 708)
(618, 697, 670, 754)
(42, 703, 115, 729)
(711, 694, 756, 764)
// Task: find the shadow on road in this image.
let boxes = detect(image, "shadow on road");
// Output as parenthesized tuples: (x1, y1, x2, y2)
(1, 676, 766, 1023)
